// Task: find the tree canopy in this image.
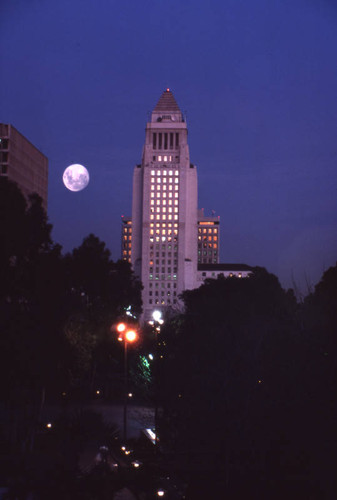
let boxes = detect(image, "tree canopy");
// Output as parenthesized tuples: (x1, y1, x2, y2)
(158, 266, 336, 494)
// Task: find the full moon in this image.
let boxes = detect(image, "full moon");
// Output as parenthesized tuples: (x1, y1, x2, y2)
(63, 164, 90, 192)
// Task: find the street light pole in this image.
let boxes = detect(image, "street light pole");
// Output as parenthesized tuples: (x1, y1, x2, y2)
(151, 310, 164, 449)
(117, 323, 137, 443)
(123, 338, 128, 443)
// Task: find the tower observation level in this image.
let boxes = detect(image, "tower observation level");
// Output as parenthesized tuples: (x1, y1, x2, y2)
(131, 89, 198, 320)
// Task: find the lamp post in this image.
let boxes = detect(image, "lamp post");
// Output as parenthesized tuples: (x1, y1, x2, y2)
(150, 310, 164, 449)
(117, 322, 138, 443)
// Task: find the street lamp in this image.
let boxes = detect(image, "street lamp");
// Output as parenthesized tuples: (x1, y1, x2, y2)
(150, 310, 164, 449)
(116, 322, 138, 442)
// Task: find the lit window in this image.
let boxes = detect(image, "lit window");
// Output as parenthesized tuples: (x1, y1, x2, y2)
(174, 200, 178, 205)
(163, 170, 167, 175)
(151, 200, 154, 205)
(169, 170, 173, 175)
(162, 214, 166, 220)
(174, 193, 178, 198)
(175, 170, 179, 176)
(169, 185, 173, 190)
(150, 215, 154, 220)
(157, 170, 161, 175)
(169, 193, 172, 198)
(151, 177, 155, 183)
(168, 200, 172, 205)
(151, 192, 154, 198)
(174, 215, 178, 220)
(174, 185, 178, 191)
(156, 200, 160, 205)
(151, 185, 155, 191)
(157, 178, 161, 183)
(157, 193, 160, 197)
(168, 215, 172, 220)
(175, 178, 179, 183)
(158, 155, 162, 161)
(164, 156, 168, 161)
(169, 177, 173, 183)
(163, 178, 167, 183)
(168, 207, 172, 213)
(151, 170, 155, 175)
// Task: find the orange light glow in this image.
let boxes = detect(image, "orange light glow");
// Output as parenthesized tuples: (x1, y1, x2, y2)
(117, 322, 126, 333)
(125, 330, 137, 342)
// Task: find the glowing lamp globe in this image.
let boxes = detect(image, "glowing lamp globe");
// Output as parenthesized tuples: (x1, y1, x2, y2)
(125, 330, 137, 343)
(152, 310, 162, 322)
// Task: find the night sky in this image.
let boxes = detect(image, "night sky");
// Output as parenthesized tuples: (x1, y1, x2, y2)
(1, 0, 337, 294)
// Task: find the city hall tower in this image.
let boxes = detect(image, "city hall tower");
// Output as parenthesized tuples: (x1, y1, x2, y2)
(131, 90, 198, 320)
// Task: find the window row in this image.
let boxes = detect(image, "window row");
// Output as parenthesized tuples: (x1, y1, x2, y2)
(199, 243, 218, 249)
(150, 208, 179, 214)
(149, 274, 177, 280)
(150, 222, 178, 229)
(149, 267, 178, 273)
(150, 215, 179, 221)
(149, 244, 178, 251)
(151, 185, 179, 192)
(150, 200, 179, 206)
(151, 192, 179, 199)
(198, 235, 218, 241)
(149, 290, 177, 297)
(149, 299, 177, 305)
(151, 170, 179, 176)
(150, 252, 178, 259)
(151, 177, 179, 185)
(150, 236, 178, 243)
(152, 155, 179, 163)
(150, 229, 178, 235)
(150, 259, 178, 265)
(153, 132, 179, 150)
(149, 282, 177, 289)
(198, 228, 218, 234)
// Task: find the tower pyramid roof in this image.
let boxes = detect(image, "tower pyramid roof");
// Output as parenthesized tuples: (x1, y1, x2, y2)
(154, 89, 181, 112)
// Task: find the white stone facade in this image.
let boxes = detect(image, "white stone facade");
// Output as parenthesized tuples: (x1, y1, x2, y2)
(131, 90, 198, 320)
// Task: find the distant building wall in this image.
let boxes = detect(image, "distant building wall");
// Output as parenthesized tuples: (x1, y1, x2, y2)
(197, 264, 253, 284)
(197, 208, 220, 264)
(0, 124, 48, 210)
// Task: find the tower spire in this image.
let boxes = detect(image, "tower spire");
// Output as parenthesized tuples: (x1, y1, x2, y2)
(153, 89, 181, 112)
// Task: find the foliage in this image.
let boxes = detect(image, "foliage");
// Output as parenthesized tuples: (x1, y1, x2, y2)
(159, 270, 308, 470)
(0, 179, 142, 456)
